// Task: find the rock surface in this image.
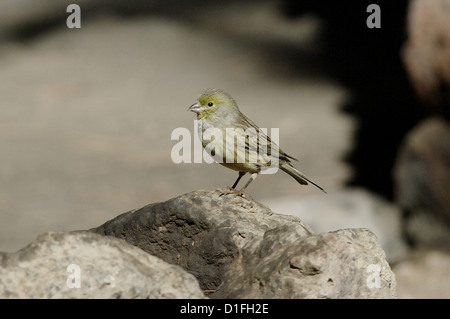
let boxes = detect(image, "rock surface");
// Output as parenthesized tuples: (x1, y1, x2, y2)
(92, 188, 397, 298)
(265, 188, 409, 264)
(394, 117, 450, 249)
(0, 231, 205, 298)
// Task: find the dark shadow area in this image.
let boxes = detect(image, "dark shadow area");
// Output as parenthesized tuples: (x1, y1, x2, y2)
(3, 0, 158, 42)
(282, 0, 426, 200)
(5, 0, 323, 80)
(9, 19, 63, 43)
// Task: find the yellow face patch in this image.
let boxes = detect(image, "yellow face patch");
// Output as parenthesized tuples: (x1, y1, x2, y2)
(197, 95, 222, 119)
(198, 95, 222, 108)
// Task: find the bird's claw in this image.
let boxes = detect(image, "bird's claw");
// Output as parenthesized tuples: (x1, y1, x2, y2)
(219, 187, 245, 197)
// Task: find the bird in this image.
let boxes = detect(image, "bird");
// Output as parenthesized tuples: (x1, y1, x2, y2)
(188, 88, 326, 195)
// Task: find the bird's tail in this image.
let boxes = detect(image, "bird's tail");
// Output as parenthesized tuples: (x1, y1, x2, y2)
(280, 163, 326, 193)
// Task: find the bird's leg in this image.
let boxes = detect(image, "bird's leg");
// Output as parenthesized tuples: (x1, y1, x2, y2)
(220, 172, 246, 196)
(234, 173, 258, 196)
(231, 172, 246, 189)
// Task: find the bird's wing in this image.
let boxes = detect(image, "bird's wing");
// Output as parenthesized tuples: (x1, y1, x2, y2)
(237, 113, 298, 164)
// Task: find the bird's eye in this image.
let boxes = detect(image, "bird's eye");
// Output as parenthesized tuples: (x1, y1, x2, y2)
(207, 102, 213, 107)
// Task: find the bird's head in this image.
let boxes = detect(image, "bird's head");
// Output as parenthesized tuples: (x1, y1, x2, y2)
(189, 88, 240, 121)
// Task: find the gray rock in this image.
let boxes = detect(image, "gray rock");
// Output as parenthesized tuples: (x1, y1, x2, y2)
(91, 188, 397, 298)
(0, 231, 205, 298)
(394, 117, 450, 249)
(217, 227, 396, 299)
(265, 188, 410, 264)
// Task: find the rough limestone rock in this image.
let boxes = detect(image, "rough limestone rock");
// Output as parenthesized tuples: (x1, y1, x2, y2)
(92, 188, 397, 298)
(266, 188, 409, 264)
(0, 231, 205, 298)
(394, 117, 450, 249)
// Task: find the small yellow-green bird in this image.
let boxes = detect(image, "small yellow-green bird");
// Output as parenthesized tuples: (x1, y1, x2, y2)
(188, 88, 325, 195)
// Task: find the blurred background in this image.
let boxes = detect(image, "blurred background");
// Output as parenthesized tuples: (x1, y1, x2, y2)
(0, 0, 449, 298)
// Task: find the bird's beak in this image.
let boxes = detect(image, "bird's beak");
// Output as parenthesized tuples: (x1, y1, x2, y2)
(188, 102, 201, 113)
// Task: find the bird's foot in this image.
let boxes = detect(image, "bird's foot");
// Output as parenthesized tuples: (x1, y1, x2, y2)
(219, 187, 249, 199)
(219, 187, 236, 197)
